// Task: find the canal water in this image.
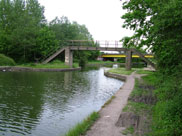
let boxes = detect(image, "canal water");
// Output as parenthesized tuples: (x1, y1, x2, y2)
(0, 68, 123, 136)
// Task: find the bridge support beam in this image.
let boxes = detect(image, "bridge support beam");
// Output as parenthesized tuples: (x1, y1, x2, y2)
(125, 50, 132, 70)
(65, 48, 73, 67)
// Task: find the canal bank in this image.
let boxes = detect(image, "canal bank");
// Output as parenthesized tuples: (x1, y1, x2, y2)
(64, 70, 137, 136)
(0, 66, 81, 72)
(85, 72, 136, 136)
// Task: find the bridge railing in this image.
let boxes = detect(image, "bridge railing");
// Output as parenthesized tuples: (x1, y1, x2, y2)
(40, 40, 125, 63)
(66, 40, 123, 48)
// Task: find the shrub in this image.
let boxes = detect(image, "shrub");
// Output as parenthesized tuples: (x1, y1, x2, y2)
(79, 57, 87, 68)
(0, 54, 16, 66)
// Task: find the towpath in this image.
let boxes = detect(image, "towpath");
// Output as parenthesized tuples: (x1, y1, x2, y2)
(86, 72, 136, 136)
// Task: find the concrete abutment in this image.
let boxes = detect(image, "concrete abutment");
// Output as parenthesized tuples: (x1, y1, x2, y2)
(65, 48, 73, 68)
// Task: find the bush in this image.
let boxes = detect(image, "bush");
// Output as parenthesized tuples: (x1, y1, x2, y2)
(0, 54, 16, 66)
(79, 57, 87, 68)
(151, 73, 182, 136)
(51, 59, 63, 64)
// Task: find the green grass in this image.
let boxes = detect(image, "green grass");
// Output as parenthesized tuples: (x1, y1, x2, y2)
(88, 60, 115, 65)
(135, 69, 154, 75)
(129, 79, 153, 98)
(65, 112, 99, 136)
(0, 54, 16, 66)
(102, 96, 116, 108)
(150, 74, 182, 136)
(121, 73, 155, 135)
(108, 67, 155, 76)
(108, 68, 134, 75)
(122, 101, 152, 115)
(123, 74, 155, 114)
(129, 79, 143, 97)
(18, 60, 79, 69)
(122, 126, 134, 135)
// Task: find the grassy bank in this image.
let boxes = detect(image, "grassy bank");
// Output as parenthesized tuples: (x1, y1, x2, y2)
(18, 60, 79, 69)
(151, 73, 182, 136)
(131, 72, 182, 136)
(122, 73, 156, 135)
(118, 69, 182, 136)
(108, 68, 134, 75)
(0, 54, 16, 66)
(108, 67, 154, 75)
(88, 60, 115, 65)
(65, 112, 99, 136)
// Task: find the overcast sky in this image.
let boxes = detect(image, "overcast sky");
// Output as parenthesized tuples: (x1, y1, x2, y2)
(39, 0, 133, 41)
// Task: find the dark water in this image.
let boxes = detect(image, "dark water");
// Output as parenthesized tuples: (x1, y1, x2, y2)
(0, 68, 123, 136)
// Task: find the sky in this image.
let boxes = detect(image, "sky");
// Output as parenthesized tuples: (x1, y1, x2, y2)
(39, 0, 133, 41)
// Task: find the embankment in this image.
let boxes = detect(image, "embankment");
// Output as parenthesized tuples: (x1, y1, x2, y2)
(0, 66, 81, 72)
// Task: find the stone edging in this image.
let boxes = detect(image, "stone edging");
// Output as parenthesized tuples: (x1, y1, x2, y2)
(0, 66, 81, 72)
(104, 71, 127, 81)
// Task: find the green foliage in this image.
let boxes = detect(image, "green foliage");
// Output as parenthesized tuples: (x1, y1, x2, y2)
(121, 0, 182, 73)
(78, 56, 87, 68)
(49, 17, 93, 43)
(0, 0, 46, 62)
(65, 112, 99, 136)
(122, 2, 182, 134)
(49, 17, 99, 63)
(122, 126, 134, 135)
(35, 26, 59, 58)
(151, 73, 182, 136)
(0, 1, 98, 64)
(0, 54, 16, 66)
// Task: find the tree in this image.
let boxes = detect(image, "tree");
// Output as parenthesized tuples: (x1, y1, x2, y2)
(49, 17, 99, 63)
(0, 0, 46, 62)
(121, 0, 182, 73)
(35, 26, 59, 60)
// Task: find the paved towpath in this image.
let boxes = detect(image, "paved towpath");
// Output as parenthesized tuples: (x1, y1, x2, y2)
(86, 72, 137, 136)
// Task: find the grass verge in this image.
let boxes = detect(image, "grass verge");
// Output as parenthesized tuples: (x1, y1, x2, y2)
(18, 60, 79, 69)
(121, 73, 156, 135)
(88, 60, 115, 65)
(65, 112, 99, 136)
(102, 96, 116, 108)
(108, 68, 134, 75)
(122, 126, 134, 135)
(122, 77, 154, 115)
(135, 69, 154, 75)
(108, 67, 154, 76)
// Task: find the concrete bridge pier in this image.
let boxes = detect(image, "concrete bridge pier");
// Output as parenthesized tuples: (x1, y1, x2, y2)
(125, 49, 132, 70)
(65, 48, 73, 67)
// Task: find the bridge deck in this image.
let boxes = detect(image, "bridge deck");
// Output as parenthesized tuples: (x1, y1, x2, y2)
(69, 46, 127, 51)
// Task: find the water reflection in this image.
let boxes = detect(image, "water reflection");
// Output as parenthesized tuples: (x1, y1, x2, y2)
(0, 72, 44, 136)
(0, 68, 123, 136)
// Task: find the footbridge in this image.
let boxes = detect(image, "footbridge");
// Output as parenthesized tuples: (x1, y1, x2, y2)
(41, 40, 155, 70)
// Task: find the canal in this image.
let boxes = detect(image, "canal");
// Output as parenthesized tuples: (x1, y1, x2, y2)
(0, 67, 123, 136)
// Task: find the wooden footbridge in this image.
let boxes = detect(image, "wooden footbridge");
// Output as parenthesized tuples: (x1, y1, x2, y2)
(41, 40, 155, 70)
